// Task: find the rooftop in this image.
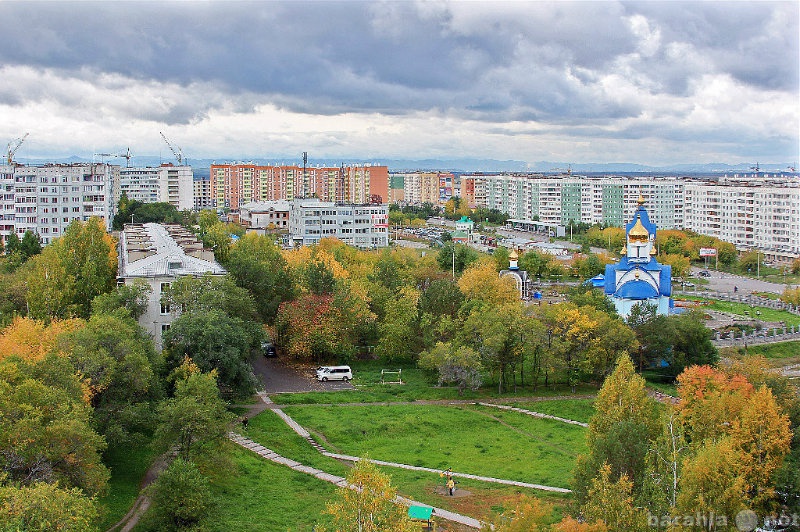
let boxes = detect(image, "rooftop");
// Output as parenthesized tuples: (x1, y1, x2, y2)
(119, 223, 225, 278)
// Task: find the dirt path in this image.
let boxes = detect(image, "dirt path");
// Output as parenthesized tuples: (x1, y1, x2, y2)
(106, 452, 173, 532)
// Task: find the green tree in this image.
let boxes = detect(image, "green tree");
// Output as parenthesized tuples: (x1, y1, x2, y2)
(144, 458, 214, 532)
(0, 481, 100, 532)
(154, 362, 234, 462)
(0, 355, 109, 495)
(667, 311, 717, 376)
(418, 342, 482, 394)
(321, 459, 416, 532)
(582, 464, 648, 532)
(18, 230, 42, 261)
(59, 311, 163, 444)
(162, 309, 257, 398)
(436, 242, 478, 276)
(225, 233, 294, 323)
(26, 218, 117, 320)
(573, 355, 659, 506)
(91, 279, 151, 320)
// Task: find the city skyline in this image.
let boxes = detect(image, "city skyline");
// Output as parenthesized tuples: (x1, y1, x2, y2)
(1, 1, 798, 166)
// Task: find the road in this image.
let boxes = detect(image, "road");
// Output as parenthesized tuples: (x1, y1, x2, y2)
(251, 356, 354, 393)
(688, 266, 787, 295)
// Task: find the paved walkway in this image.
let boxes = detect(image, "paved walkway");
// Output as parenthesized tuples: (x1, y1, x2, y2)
(229, 392, 585, 528)
(228, 433, 484, 529)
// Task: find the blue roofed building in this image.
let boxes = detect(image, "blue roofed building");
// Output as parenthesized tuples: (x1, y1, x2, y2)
(604, 196, 672, 319)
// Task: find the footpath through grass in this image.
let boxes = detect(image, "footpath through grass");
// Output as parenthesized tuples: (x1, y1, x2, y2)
(99, 443, 157, 530)
(679, 297, 800, 326)
(720, 340, 800, 367)
(283, 404, 586, 489)
(209, 443, 336, 532)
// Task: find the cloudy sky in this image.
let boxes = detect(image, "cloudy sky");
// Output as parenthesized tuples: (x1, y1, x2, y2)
(1, 1, 798, 166)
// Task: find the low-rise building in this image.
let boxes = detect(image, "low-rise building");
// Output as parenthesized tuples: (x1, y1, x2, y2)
(117, 223, 225, 350)
(239, 201, 292, 234)
(288, 199, 388, 248)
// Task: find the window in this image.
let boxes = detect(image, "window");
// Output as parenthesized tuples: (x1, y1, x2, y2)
(160, 282, 171, 314)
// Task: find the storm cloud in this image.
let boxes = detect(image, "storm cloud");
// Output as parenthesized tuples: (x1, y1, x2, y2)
(0, 1, 796, 165)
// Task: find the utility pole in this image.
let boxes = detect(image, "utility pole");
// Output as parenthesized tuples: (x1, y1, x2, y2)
(302, 152, 308, 198)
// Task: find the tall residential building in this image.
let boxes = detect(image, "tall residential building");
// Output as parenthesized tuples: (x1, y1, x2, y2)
(683, 181, 799, 260)
(0, 165, 14, 244)
(9, 163, 117, 244)
(117, 223, 225, 350)
(116, 164, 194, 211)
(400, 172, 452, 205)
(209, 163, 389, 210)
(288, 198, 388, 248)
(193, 176, 213, 211)
(457, 173, 798, 259)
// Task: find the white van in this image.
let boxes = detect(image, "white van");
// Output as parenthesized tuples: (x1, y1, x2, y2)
(316, 365, 352, 382)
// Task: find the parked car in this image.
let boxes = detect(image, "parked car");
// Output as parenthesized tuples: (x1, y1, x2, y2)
(315, 365, 352, 382)
(698, 270, 711, 277)
(262, 342, 277, 357)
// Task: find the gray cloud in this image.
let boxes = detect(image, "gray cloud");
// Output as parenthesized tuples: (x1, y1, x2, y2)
(0, 1, 796, 163)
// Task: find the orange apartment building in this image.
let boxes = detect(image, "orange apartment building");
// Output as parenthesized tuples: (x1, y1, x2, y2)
(210, 163, 389, 210)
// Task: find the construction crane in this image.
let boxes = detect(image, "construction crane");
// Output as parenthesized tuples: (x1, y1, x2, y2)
(159, 132, 183, 165)
(6, 133, 29, 165)
(94, 147, 134, 167)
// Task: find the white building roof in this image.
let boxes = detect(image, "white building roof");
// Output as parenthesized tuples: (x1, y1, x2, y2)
(119, 223, 226, 278)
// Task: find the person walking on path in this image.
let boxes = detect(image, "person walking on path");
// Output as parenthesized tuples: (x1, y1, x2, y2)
(447, 477, 455, 496)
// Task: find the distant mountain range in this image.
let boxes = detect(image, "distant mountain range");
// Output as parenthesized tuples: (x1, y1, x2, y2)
(15, 155, 797, 175)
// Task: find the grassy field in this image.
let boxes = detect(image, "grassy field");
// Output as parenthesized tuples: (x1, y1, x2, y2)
(679, 297, 800, 326)
(208, 443, 336, 532)
(499, 398, 596, 424)
(99, 443, 157, 530)
(719, 340, 800, 367)
(283, 404, 586, 489)
(271, 361, 600, 405)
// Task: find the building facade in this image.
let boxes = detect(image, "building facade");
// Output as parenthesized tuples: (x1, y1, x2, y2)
(288, 199, 388, 248)
(117, 223, 226, 350)
(6, 163, 117, 245)
(239, 201, 292, 233)
(209, 163, 389, 210)
(458, 174, 798, 258)
(116, 164, 194, 211)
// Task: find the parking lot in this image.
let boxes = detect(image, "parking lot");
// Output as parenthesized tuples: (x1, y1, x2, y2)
(252, 356, 354, 393)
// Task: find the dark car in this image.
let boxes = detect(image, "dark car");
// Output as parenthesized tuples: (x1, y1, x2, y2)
(262, 342, 277, 357)
(698, 270, 711, 277)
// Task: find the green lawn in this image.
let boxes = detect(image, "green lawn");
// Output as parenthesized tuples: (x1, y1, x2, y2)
(719, 340, 800, 367)
(680, 297, 800, 326)
(500, 398, 596, 424)
(271, 360, 600, 405)
(284, 404, 586, 489)
(99, 443, 157, 530)
(208, 443, 336, 532)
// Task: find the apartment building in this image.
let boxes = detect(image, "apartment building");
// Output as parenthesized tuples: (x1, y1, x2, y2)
(116, 164, 194, 211)
(117, 223, 225, 350)
(193, 175, 213, 211)
(9, 163, 117, 244)
(683, 182, 799, 261)
(209, 163, 389, 210)
(398, 172, 456, 205)
(288, 198, 388, 248)
(458, 173, 798, 258)
(0, 165, 14, 244)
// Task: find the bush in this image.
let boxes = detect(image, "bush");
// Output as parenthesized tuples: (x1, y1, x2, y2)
(144, 459, 213, 531)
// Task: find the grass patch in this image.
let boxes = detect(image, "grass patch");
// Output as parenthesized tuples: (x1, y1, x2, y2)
(271, 360, 600, 405)
(209, 443, 336, 532)
(284, 404, 585, 489)
(500, 398, 596, 424)
(680, 297, 800, 326)
(243, 409, 350, 476)
(99, 442, 157, 530)
(719, 340, 800, 367)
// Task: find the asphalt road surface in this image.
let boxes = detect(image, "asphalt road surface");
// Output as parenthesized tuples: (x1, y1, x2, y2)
(252, 355, 354, 393)
(688, 266, 788, 295)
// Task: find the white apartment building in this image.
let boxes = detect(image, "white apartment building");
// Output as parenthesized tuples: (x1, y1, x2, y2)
(117, 223, 225, 350)
(288, 199, 388, 248)
(116, 164, 194, 211)
(10, 163, 117, 244)
(458, 174, 798, 258)
(683, 182, 799, 261)
(472, 175, 684, 229)
(0, 165, 14, 244)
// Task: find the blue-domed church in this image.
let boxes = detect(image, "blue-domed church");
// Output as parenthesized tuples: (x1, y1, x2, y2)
(604, 197, 672, 319)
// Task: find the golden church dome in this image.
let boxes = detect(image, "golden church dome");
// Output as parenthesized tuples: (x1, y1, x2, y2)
(509, 249, 519, 260)
(628, 218, 649, 243)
